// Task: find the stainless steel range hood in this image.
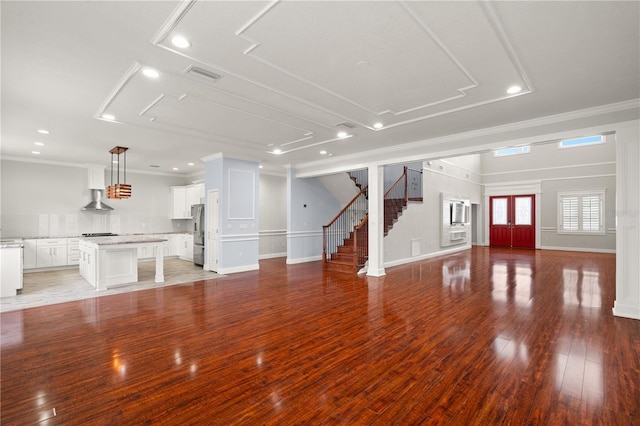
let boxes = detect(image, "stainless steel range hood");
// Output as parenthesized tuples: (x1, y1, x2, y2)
(82, 166, 114, 211)
(82, 189, 113, 211)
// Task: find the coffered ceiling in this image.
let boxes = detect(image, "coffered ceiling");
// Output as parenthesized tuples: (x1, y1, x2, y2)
(2, 1, 639, 176)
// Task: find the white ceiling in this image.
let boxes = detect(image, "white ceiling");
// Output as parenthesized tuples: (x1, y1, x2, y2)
(2, 1, 639, 177)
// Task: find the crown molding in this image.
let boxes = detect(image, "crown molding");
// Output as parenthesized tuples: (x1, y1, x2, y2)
(294, 99, 639, 177)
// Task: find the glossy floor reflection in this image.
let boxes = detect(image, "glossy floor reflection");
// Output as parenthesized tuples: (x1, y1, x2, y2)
(1, 247, 638, 424)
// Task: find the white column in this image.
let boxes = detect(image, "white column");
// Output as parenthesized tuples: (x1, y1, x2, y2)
(154, 243, 165, 283)
(613, 123, 640, 320)
(367, 165, 385, 277)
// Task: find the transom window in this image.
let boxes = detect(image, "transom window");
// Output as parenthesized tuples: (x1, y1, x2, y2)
(557, 190, 606, 235)
(494, 146, 530, 157)
(559, 135, 604, 149)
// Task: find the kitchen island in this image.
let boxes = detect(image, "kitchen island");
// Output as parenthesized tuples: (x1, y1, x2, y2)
(79, 235, 167, 290)
(0, 239, 23, 297)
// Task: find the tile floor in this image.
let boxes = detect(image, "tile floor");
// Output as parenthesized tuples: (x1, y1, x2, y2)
(1, 258, 221, 312)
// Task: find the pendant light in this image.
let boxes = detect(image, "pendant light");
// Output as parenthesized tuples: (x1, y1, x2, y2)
(107, 146, 132, 199)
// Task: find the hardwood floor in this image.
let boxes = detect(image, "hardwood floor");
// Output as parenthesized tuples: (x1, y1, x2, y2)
(1, 247, 638, 425)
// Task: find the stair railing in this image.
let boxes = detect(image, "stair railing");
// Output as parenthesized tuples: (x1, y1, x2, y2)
(348, 169, 368, 192)
(353, 215, 368, 269)
(407, 167, 423, 201)
(323, 185, 369, 263)
(385, 167, 409, 217)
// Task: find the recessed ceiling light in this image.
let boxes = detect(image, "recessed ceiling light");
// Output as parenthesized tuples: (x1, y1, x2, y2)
(337, 131, 348, 138)
(188, 162, 195, 166)
(34, 142, 44, 146)
(101, 113, 115, 121)
(142, 68, 159, 79)
(320, 150, 327, 155)
(37, 129, 50, 135)
(507, 85, 522, 94)
(373, 122, 383, 129)
(171, 36, 191, 49)
(173, 167, 179, 171)
(31, 151, 40, 155)
(273, 148, 282, 155)
(258, 164, 264, 169)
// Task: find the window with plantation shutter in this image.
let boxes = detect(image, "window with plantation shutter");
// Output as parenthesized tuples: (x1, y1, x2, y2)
(557, 191, 605, 235)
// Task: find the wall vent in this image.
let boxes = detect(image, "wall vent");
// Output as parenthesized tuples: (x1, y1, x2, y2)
(185, 65, 222, 83)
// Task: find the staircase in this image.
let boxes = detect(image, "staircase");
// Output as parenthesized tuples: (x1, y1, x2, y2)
(324, 167, 423, 273)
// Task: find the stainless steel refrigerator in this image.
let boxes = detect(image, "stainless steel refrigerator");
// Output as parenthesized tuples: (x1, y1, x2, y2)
(191, 204, 205, 266)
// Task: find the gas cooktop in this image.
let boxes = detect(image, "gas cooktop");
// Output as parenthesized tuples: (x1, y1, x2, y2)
(81, 233, 118, 237)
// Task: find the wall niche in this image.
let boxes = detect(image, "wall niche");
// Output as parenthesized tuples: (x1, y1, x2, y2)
(441, 193, 471, 247)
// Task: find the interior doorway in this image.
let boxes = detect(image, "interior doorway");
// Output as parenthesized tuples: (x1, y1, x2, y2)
(489, 194, 535, 248)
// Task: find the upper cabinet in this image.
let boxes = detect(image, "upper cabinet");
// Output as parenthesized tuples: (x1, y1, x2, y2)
(170, 184, 204, 219)
(170, 186, 189, 219)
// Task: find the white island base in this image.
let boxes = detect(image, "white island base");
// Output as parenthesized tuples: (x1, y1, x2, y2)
(79, 236, 166, 290)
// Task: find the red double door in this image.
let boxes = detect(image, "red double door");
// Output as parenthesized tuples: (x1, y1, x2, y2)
(489, 194, 535, 248)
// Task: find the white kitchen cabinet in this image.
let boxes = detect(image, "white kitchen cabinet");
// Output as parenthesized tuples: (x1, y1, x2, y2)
(170, 186, 190, 219)
(166, 234, 179, 257)
(138, 245, 155, 259)
(23, 239, 37, 269)
(178, 234, 194, 261)
(170, 184, 205, 219)
(159, 234, 179, 257)
(188, 183, 205, 206)
(67, 238, 80, 265)
(36, 239, 67, 268)
(1, 243, 23, 297)
(79, 241, 97, 285)
(138, 235, 171, 259)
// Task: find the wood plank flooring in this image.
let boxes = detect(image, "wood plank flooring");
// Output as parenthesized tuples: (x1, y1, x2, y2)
(1, 247, 638, 425)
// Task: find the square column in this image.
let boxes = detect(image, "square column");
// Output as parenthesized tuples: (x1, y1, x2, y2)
(613, 124, 640, 320)
(367, 165, 385, 277)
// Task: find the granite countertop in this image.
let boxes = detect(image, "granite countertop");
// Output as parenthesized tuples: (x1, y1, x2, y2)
(8, 232, 190, 240)
(81, 235, 168, 245)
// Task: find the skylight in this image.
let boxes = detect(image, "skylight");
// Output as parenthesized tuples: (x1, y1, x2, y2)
(559, 135, 604, 149)
(494, 146, 530, 157)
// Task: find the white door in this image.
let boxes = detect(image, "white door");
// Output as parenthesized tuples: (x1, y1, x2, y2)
(207, 189, 219, 272)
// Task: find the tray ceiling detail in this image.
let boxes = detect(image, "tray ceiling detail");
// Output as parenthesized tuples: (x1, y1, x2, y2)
(148, 0, 532, 133)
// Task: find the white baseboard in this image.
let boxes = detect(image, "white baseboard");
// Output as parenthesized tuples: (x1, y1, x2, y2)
(540, 245, 616, 254)
(286, 255, 322, 264)
(613, 301, 640, 320)
(218, 264, 259, 274)
(259, 252, 287, 260)
(384, 244, 471, 269)
(366, 267, 386, 277)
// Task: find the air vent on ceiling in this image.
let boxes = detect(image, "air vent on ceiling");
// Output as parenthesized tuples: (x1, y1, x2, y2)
(149, 164, 160, 168)
(185, 65, 222, 83)
(336, 122, 356, 129)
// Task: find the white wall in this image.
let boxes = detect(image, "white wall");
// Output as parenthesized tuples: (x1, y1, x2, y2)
(480, 134, 616, 252)
(259, 173, 286, 259)
(287, 168, 341, 263)
(203, 157, 261, 274)
(383, 155, 482, 266)
(0, 159, 188, 237)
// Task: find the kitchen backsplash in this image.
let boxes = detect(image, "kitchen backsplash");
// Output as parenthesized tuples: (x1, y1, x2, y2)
(1, 159, 193, 238)
(4, 212, 191, 238)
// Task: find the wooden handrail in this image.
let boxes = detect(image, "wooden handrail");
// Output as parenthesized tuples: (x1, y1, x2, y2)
(384, 166, 407, 198)
(323, 185, 368, 230)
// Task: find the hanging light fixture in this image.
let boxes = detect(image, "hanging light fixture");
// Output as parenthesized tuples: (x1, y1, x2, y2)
(107, 146, 132, 199)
